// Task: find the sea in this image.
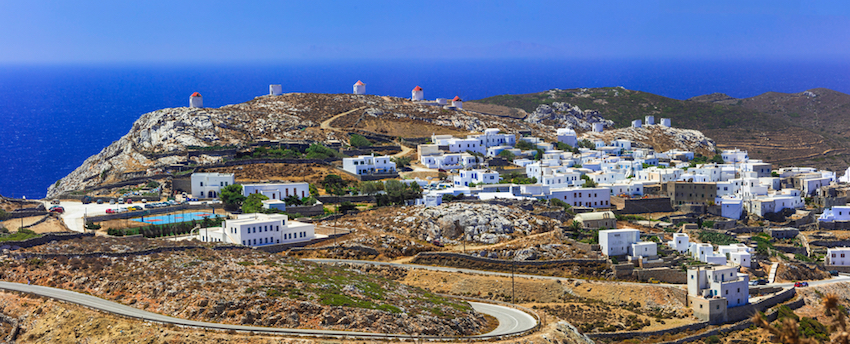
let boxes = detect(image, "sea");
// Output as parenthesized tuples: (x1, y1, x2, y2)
(1, 59, 848, 199)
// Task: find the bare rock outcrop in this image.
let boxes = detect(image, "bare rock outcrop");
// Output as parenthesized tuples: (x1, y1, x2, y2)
(525, 102, 615, 131)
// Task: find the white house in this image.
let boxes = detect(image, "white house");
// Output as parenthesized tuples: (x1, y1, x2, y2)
(557, 128, 578, 147)
(660, 118, 671, 127)
(668, 233, 690, 253)
(197, 213, 314, 247)
(470, 129, 516, 148)
(819, 206, 850, 222)
(632, 119, 642, 128)
(827, 247, 850, 266)
(190, 173, 235, 199)
(262, 199, 286, 211)
(453, 169, 500, 187)
(599, 228, 641, 257)
(412, 86, 424, 101)
(242, 182, 311, 201)
(269, 84, 283, 96)
(716, 196, 743, 220)
(353, 80, 366, 95)
(447, 138, 485, 155)
(452, 96, 463, 109)
(630, 241, 658, 259)
(721, 149, 748, 164)
(688, 265, 749, 308)
(645, 115, 655, 125)
(548, 187, 611, 208)
(420, 153, 477, 170)
(592, 122, 604, 133)
(342, 155, 396, 175)
(189, 92, 203, 108)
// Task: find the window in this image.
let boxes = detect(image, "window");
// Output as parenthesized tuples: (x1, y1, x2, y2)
(200, 182, 204, 187)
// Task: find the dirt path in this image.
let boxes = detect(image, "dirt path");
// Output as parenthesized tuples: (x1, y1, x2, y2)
(320, 106, 367, 130)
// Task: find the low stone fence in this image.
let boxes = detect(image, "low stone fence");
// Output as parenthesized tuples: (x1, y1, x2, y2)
(635, 267, 687, 284)
(20, 214, 53, 229)
(411, 252, 608, 277)
(750, 286, 783, 296)
(316, 195, 376, 204)
(13, 244, 244, 259)
(284, 204, 325, 217)
(563, 238, 600, 252)
(586, 321, 709, 341)
(817, 221, 850, 230)
(2, 210, 49, 220)
(286, 243, 378, 256)
(611, 196, 674, 214)
(62, 175, 171, 194)
(0, 232, 93, 250)
(726, 288, 796, 323)
(809, 239, 850, 247)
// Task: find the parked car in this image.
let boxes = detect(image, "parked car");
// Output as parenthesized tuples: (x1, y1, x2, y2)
(105, 208, 116, 214)
(794, 281, 809, 288)
(648, 278, 660, 284)
(749, 280, 759, 286)
(109, 199, 116, 205)
(830, 270, 840, 276)
(126, 199, 133, 204)
(81, 196, 92, 204)
(50, 199, 60, 205)
(96, 199, 104, 204)
(141, 199, 147, 203)
(117, 198, 125, 204)
(49, 206, 64, 213)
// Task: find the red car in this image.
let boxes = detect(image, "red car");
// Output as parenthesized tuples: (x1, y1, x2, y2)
(126, 199, 133, 204)
(105, 208, 116, 214)
(49, 206, 64, 214)
(794, 282, 809, 288)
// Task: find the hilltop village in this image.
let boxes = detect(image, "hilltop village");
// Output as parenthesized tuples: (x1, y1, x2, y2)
(4, 83, 850, 343)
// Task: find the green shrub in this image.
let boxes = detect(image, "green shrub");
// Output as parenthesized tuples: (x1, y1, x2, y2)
(349, 134, 371, 148)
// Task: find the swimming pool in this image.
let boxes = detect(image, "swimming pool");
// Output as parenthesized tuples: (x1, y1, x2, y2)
(137, 212, 216, 224)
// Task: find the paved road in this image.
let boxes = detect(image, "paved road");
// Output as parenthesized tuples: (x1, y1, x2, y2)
(0, 281, 535, 340)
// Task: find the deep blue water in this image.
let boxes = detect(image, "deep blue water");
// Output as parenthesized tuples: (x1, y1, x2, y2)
(1, 59, 848, 199)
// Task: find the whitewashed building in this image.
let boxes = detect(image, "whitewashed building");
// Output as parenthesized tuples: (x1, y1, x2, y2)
(189, 92, 203, 108)
(342, 155, 396, 175)
(452, 96, 463, 109)
(412, 85, 424, 101)
(599, 228, 640, 257)
(721, 149, 748, 164)
(819, 206, 850, 222)
(190, 173, 235, 199)
(557, 128, 578, 147)
(668, 233, 690, 253)
(660, 118, 671, 127)
(548, 187, 611, 208)
(269, 84, 283, 96)
(688, 265, 749, 308)
(242, 182, 311, 200)
(827, 247, 850, 266)
(645, 115, 655, 125)
(453, 169, 500, 186)
(353, 80, 366, 94)
(197, 213, 314, 247)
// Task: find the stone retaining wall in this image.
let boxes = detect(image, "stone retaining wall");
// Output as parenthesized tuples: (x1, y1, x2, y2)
(611, 196, 674, 214)
(414, 252, 606, 266)
(14, 244, 244, 259)
(253, 233, 349, 254)
(817, 221, 850, 230)
(316, 195, 376, 204)
(2, 210, 49, 220)
(0, 232, 93, 249)
(284, 204, 325, 217)
(635, 267, 687, 284)
(586, 321, 708, 341)
(809, 239, 850, 247)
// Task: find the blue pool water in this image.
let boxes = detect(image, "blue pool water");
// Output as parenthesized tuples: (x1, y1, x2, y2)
(137, 211, 215, 224)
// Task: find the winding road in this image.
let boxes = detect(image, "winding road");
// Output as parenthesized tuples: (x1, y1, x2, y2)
(0, 281, 536, 340)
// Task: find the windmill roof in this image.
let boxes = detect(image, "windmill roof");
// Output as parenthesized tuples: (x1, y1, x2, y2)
(191, 92, 202, 97)
(413, 86, 423, 91)
(354, 80, 365, 86)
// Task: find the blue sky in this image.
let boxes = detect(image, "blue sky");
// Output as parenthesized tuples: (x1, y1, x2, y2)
(1, 0, 849, 63)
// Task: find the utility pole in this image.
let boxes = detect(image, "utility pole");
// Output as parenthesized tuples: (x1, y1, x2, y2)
(511, 259, 516, 303)
(20, 196, 24, 230)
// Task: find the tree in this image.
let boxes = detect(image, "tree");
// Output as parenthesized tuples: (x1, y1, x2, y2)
(242, 193, 269, 213)
(577, 139, 595, 149)
(220, 184, 246, 211)
(305, 144, 341, 159)
(498, 150, 516, 160)
(309, 183, 319, 196)
(709, 154, 724, 164)
(384, 180, 422, 205)
(515, 140, 535, 151)
(533, 148, 545, 161)
(349, 134, 371, 148)
(283, 195, 303, 206)
(391, 156, 412, 168)
(772, 171, 780, 177)
(338, 201, 356, 213)
(581, 175, 598, 188)
(322, 174, 349, 196)
(360, 181, 384, 195)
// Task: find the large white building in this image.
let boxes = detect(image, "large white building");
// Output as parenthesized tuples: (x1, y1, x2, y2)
(197, 213, 315, 247)
(190, 173, 235, 199)
(556, 128, 578, 147)
(420, 153, 478, 170)
(242, 182, 311, 200)
(548, 187, 611, 208)
(688, 265, 749, 308)
(453, 169, 501, 187)
(819, 206, 850, 222)
(721, 149, 748, 164)
(342, 155, 396, 175)
(469, 129, 516, 148)
(827, 247, 850, 266)
(599, 228, 640, 257)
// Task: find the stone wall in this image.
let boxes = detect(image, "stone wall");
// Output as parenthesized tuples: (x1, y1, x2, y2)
(818, 221, 850, 230)
(586, 321, 708, 341)
(725, 288, 796, 323)
(86, 204, 217, 223)
(0, 232, 93, 249)
(172, 176, 192, 194)
(611, 196, 674, 214)
(2, 210, 49, 220)
(282, 204, 325, 217)
(635, 267, 687, 284)
(255, 233, 349, 254)
(809, 239, 850, 247)
(14, 244, 244, 259)
(316, 195, 376, 204)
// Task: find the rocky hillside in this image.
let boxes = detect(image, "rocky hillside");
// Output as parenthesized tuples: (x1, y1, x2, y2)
(7, 237, 486, 336)
(335, 202, 560, 245)
(475, 86, 850, 170)
(580, 124, 716, 156)
(48, 93, 553, 197)
(525, 101, 614, 131)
